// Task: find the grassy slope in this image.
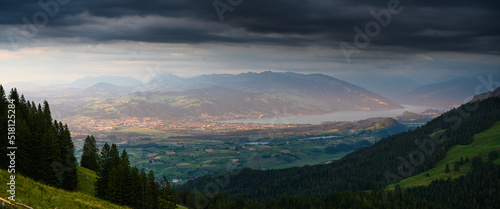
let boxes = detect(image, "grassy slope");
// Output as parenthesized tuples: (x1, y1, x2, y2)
(76, 166, 98, 196)
(388, 121, 500, 188)
(1, 167, 185, 209)
(0, 167, 128, 208)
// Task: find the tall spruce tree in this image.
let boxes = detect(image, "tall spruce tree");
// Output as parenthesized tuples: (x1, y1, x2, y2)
(118, 149, 133, 205)
(140, 168, 149, 209)
(107, 166, 120, 201)
(130, 166, 142, 208)
(81, 135, 99, 171)
(160, 176, 177, 209)
(60, 123, 78, 190)
(110, 143, 120, 168)
(0, 85, 7, 170)
(148, 170, 160, 209)
(96, 143, 123, 201)
(96, 143, 111, 198)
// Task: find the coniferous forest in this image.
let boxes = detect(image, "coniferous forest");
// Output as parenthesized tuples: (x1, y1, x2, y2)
(0, 86, 177, 209)
(91, 142, 177, 209)
(0, 86, 77, 190)
(408, 157, 500, 209)
(176, 154, 500, 209)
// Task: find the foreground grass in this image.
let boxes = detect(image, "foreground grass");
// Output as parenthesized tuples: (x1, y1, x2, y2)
(0, 168, 128, 209)
(76, 166, 98, 196)
(1, 166, 188, 209)
(388, 121, 500, 188)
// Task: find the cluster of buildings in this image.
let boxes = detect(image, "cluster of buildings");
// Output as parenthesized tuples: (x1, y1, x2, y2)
(61, 116, 298, 135)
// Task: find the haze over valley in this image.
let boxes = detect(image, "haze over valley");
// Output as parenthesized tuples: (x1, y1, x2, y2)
(1, 0, 499, 208)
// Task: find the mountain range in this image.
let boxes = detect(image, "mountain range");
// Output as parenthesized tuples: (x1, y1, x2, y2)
(23, 72, 405, 120)
(338, 75, 421, 99)
(12, 72, 500, 120)
(394, 76, 500, 107)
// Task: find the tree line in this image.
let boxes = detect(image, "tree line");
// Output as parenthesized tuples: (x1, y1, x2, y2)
(407, 152, 500, 209)
(0, 86, 77, 190)
(177, 153, 499, 209)
(81, 136, 177, 209)
(176, 187, 446, 209)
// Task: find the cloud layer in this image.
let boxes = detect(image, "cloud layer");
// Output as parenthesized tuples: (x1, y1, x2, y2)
(1, 0, 499, 53)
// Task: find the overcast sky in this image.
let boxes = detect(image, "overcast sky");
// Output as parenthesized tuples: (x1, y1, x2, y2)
(0, 0, 499, 85)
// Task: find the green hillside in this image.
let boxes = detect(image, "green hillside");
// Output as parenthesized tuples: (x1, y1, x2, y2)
(76, 166, 98, 196)
(1, 167, 187, 209)
(388, 121, 500, 188)
(0, 168, 127, 208)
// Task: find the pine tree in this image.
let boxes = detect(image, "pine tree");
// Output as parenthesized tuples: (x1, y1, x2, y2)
(0, 85, 7, 170)
(8, 88, 19, 105)
(42, 101, 52, 132)
(107, 167, 120, 201)
(96, 143, 111, 198)
(118, 149, 132, 205)
(159, 176, 177, 209)
(31, 104, 45, 180)
(453, 162, 460, 172)
(472, 156, 482, 169)
(60, 124, 78, 190)
(445, 163, 450, 173)
(40, 124, 58, 186)
(96, 143, 125, 202)
(110, 143, 120, 168)
(81, 135, 99, 171)
(40, 102, 60, 187)
(15, 110, 32, 175)
(148, 170, 160, 209)
(140, 168, 149, 208)
(130, 166, 142, 208)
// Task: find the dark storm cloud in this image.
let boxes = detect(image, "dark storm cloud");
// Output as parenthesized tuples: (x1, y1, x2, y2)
(1, 0, 499, 53)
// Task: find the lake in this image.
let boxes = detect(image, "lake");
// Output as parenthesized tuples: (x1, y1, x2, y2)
(221, 105, 450, 125)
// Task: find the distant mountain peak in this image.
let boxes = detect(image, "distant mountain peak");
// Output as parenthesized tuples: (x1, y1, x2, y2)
(71, 75, 141, 88)
(395, 77, 498, 107)
(148, 72, 185, 86)
(87, 82, 121, 89)
(379, 118, 400, 128)
(470, 87, 500, 102)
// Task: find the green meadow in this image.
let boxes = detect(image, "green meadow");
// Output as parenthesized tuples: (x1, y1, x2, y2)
(388, 121, 500, 188)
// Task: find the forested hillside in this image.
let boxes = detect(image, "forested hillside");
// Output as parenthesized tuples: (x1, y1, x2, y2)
(0, 86, 178, 209)
(177, 150, 500, 209)
(408, 156, 500, 209)
(0, 86, 77, 190)
(92, 143, 177, 209)
(180, 97, 500, 201)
